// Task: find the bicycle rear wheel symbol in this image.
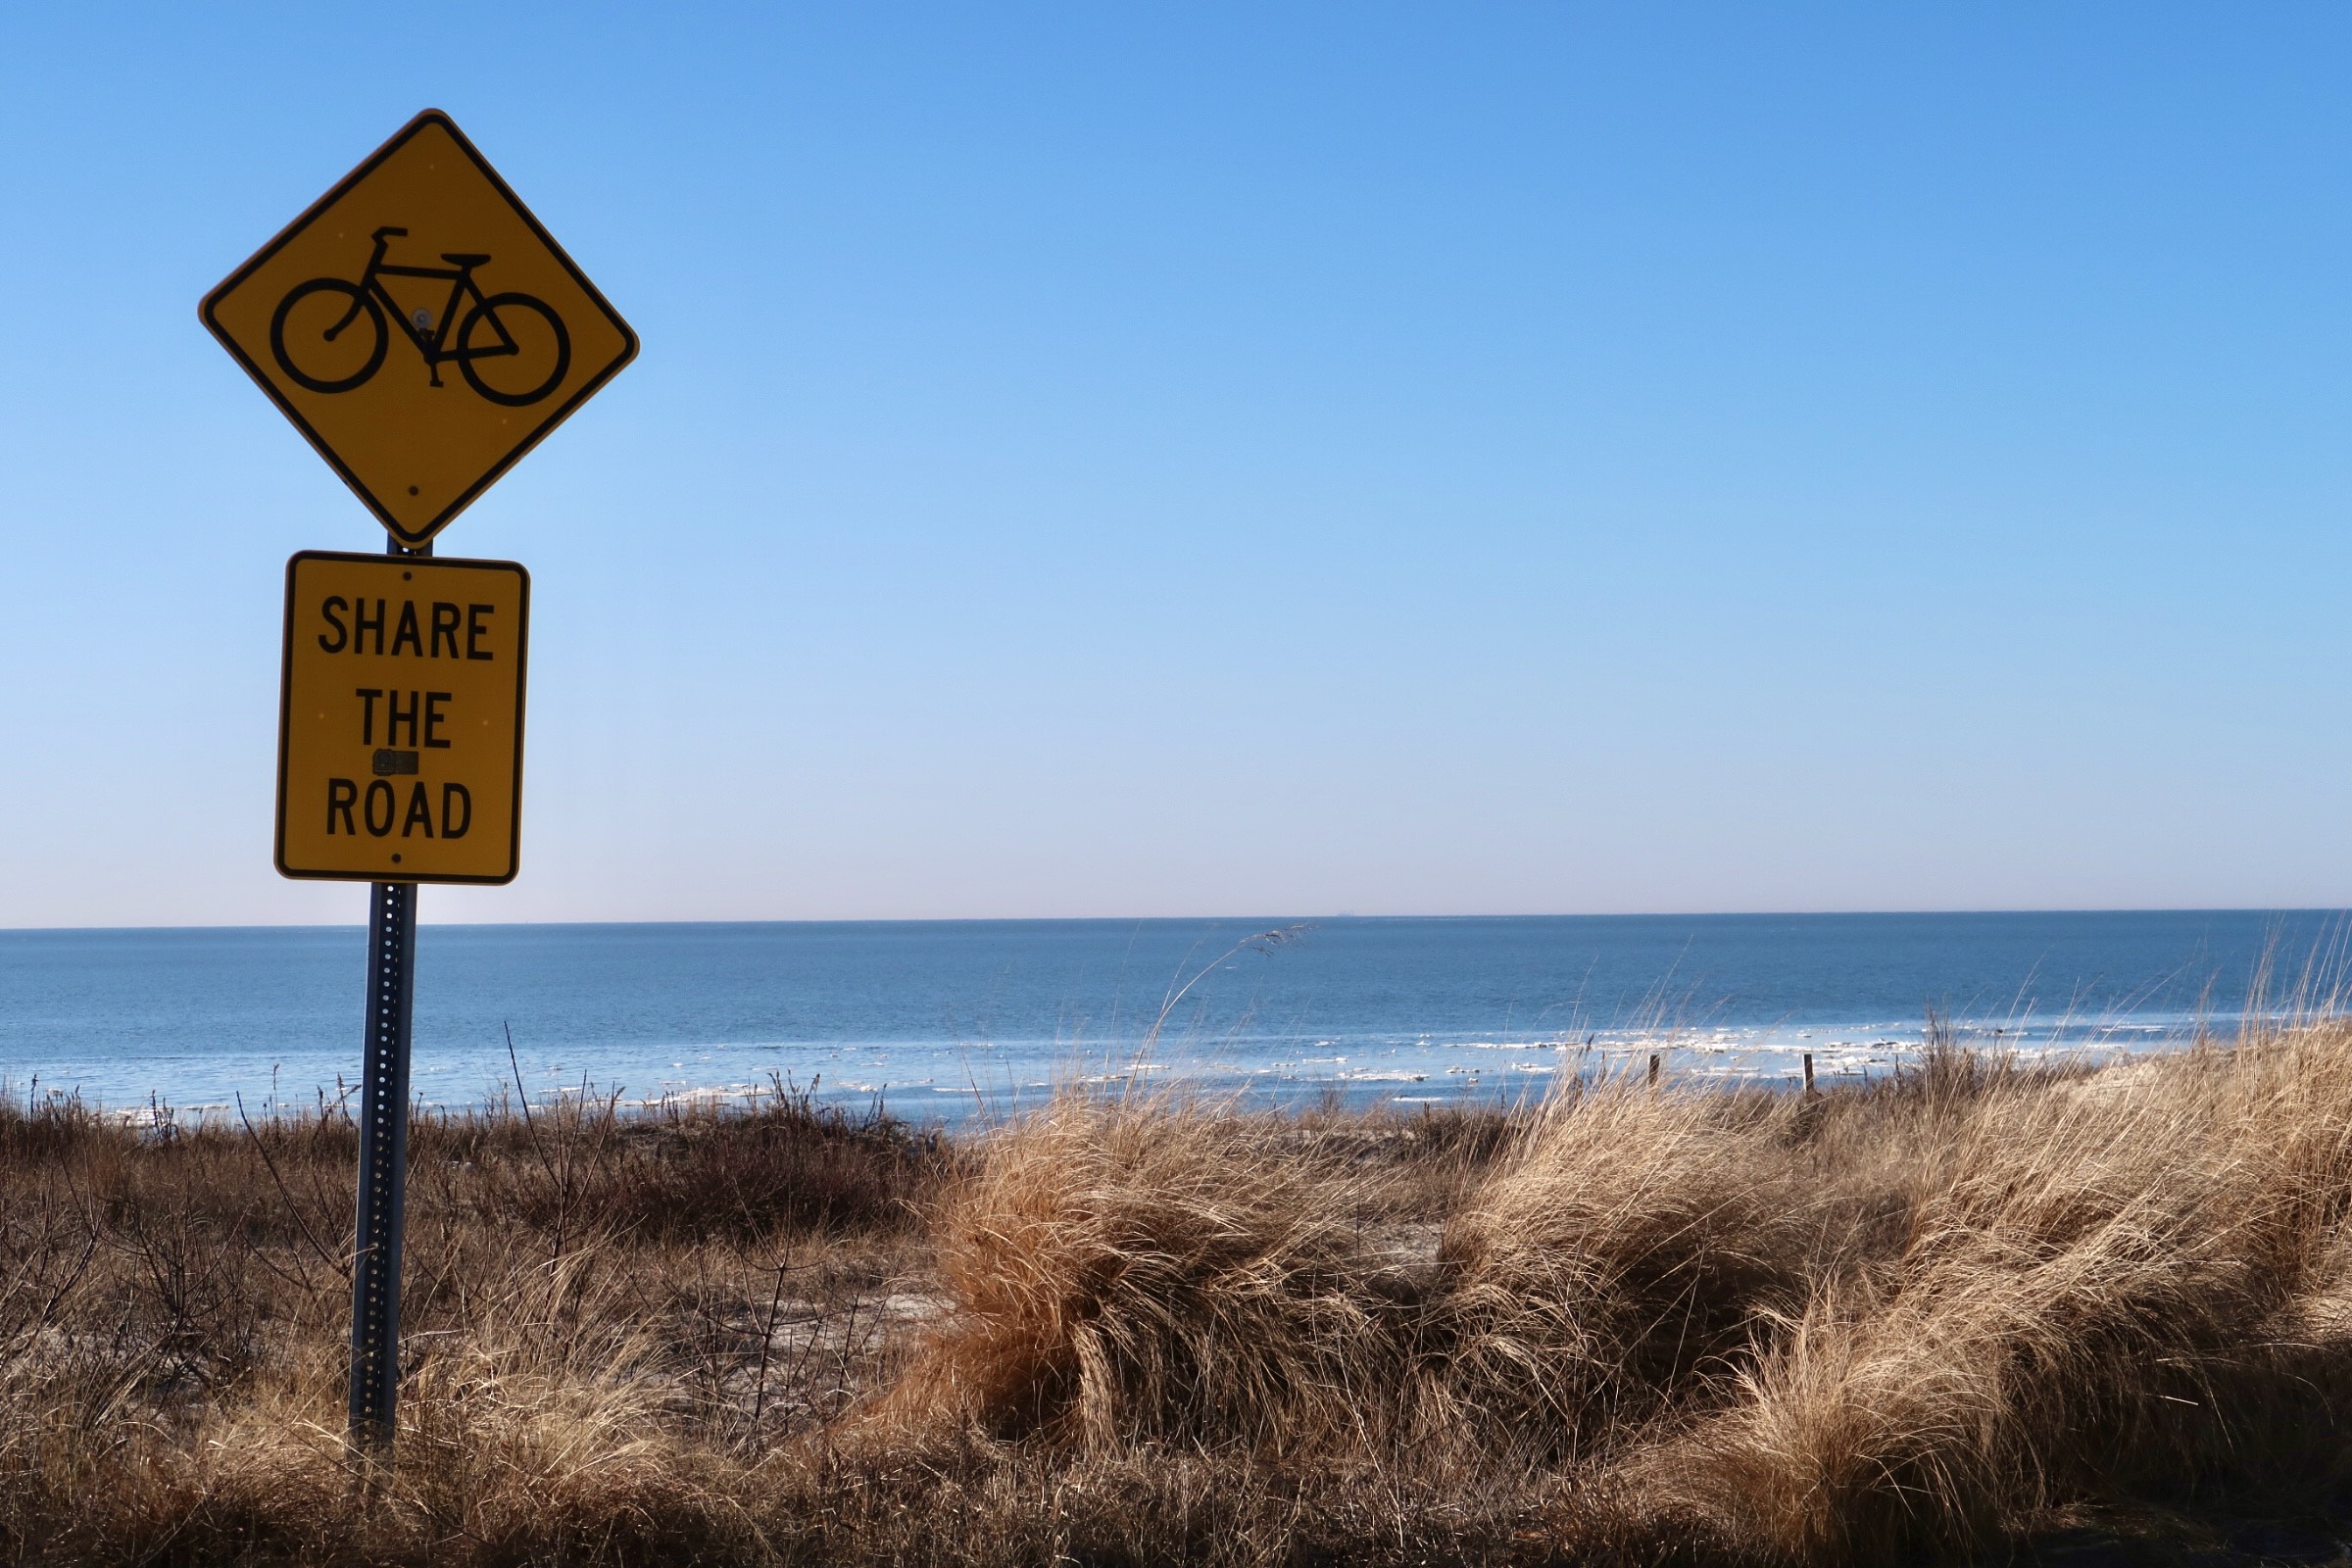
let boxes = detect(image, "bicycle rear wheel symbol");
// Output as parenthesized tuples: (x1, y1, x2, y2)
(269, 227, 571, 408)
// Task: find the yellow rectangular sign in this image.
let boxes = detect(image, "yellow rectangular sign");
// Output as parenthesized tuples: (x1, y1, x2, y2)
(277, 552, 529, 883)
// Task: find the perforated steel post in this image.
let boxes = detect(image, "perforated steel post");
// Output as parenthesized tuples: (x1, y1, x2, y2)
(349, 536, 427, 1459)
(348, 877, 416, 1453)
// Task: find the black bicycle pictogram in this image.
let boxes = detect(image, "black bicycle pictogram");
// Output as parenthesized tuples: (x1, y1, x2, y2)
(270, 226, 571, 407)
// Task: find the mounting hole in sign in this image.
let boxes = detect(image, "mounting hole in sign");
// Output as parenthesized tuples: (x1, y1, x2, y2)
(391, 855, 403, 864)
(409, 486, 419, 495)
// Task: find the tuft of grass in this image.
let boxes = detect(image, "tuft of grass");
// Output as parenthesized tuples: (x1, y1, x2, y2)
(1425, 1076, 1814, 1466)
(873, 1093, 1421, 1448)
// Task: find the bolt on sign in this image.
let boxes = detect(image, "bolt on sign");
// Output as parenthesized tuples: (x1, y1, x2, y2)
(202, 110, 637, 549)
(278, 552, 528, 883)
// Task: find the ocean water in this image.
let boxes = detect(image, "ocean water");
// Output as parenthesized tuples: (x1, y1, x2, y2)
(0, 911, 2343, 1123)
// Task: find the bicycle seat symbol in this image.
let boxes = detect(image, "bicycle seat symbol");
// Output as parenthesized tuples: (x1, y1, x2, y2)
(270, 226, 571, 407)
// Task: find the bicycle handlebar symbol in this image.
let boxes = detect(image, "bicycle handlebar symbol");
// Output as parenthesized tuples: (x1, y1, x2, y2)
(269, 226, 571, 407)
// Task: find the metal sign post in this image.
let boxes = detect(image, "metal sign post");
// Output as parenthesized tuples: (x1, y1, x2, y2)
(349, 874, 417, 1453)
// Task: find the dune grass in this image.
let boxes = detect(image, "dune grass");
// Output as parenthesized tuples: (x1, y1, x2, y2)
(8, 1030, 2352, 1562)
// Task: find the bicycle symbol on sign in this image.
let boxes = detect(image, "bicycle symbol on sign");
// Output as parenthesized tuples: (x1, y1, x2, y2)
(270, 226, 571, 407)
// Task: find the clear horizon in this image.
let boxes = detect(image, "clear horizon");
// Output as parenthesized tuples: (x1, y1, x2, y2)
(8, 905, 2351, 935)
(9, 5, 2352, 926)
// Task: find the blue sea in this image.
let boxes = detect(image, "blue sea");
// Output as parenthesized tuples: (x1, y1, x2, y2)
(0, 911, 2344, 1123)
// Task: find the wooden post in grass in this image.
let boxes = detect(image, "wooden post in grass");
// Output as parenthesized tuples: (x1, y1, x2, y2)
(1803, 1053, 1815, 1096)
(1648, 1053, 1660, 1087)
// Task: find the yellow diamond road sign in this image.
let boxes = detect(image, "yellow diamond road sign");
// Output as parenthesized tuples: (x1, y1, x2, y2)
(277, 551, 529, 884)
(204, 110, 636, 548)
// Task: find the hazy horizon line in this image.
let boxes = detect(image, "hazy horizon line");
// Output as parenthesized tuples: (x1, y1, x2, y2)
(4, 906, 2347, 937)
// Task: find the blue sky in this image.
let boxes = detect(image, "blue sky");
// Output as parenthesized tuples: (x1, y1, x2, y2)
(5, 4, 2352, 925)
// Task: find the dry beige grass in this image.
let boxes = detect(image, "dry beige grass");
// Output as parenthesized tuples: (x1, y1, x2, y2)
(14, 1033, 2352, 1563)
(871, 1095, 1417, 1450)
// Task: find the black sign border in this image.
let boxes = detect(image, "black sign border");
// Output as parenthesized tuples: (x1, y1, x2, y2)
(204, 109, 639, 549)
(275, 550, 531, 885)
